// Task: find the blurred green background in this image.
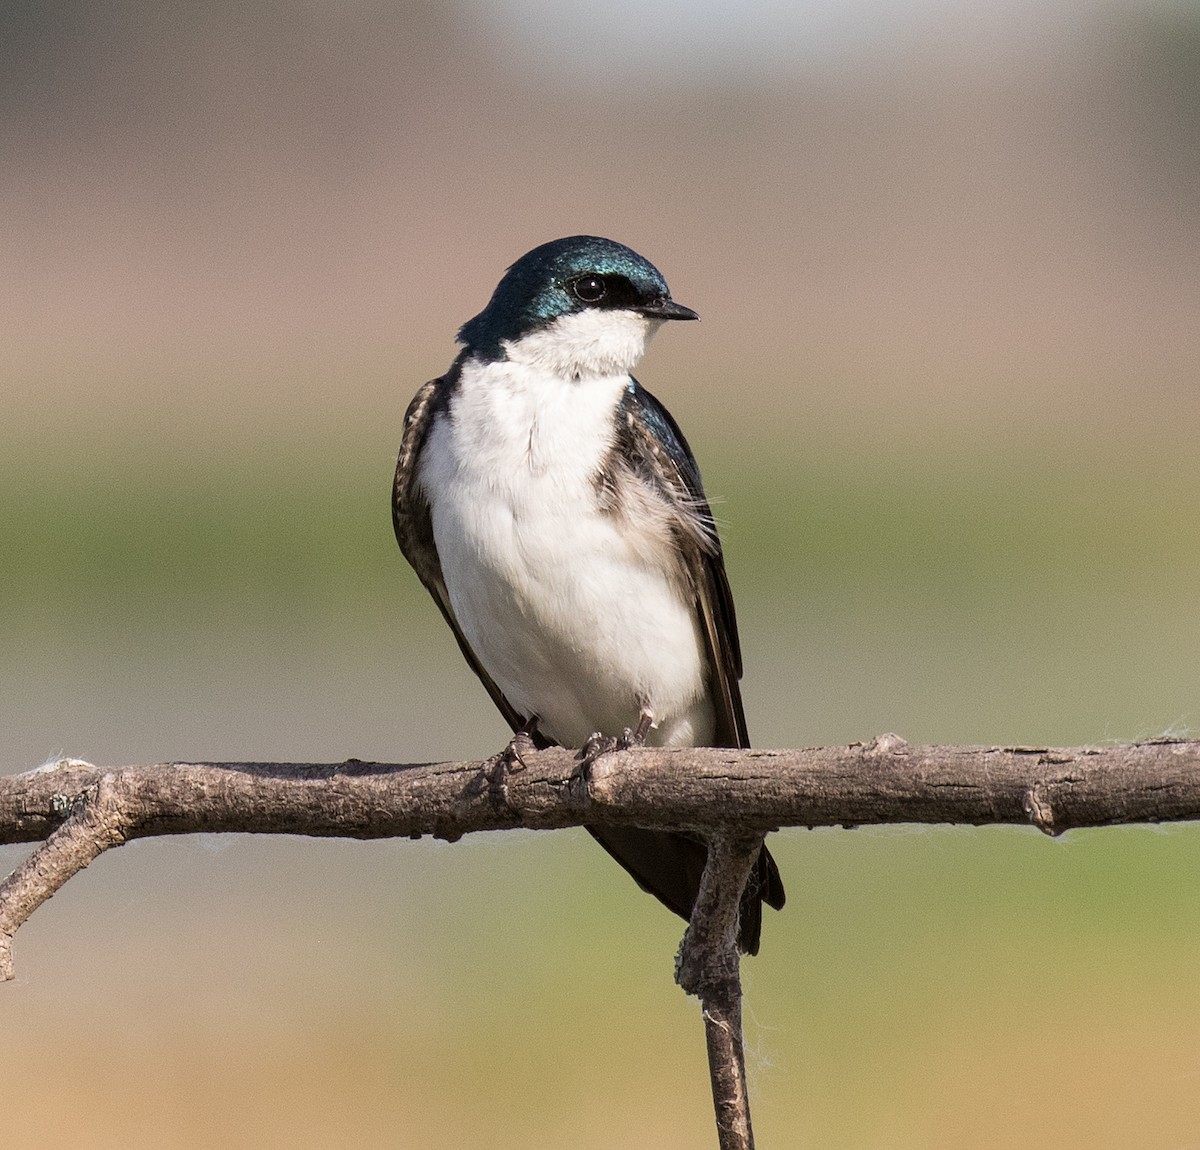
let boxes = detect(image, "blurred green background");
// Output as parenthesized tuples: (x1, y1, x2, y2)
(4, 1, 1200, 1146)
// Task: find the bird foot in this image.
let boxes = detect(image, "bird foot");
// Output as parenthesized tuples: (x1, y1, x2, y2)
(475, 726, 537, 809)
(577, 711, 654, 774)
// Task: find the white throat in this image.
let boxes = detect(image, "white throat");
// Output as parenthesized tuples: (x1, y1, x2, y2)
(502, 309, 663, 381)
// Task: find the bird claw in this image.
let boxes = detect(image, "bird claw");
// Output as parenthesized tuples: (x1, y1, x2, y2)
(475, 728, 535, 808)
(503, 729, 535, 771)
(577, 712, 653, 773)
(578, 731, 619, 772)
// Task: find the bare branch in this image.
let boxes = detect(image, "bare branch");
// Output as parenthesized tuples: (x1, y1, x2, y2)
(0, 771, 134, 979)
(3, 735, 1199, 980)
(5, 736, 1200, 850)
(676, 834, 766, 1150)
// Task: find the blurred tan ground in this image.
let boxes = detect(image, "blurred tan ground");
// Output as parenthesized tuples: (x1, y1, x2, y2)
(3, 2, 1200, 1146)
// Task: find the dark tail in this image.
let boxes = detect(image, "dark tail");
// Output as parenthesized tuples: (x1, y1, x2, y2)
(586, 826, 785, 955)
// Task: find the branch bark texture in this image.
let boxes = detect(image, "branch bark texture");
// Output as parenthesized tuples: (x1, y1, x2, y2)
(677, 833, 767, 1150)
(4, 737, 1197, 849)
(4, 736, 1198, 981)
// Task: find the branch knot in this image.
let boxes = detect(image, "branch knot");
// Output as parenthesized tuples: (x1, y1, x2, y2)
(1024, 785, 1057, 836)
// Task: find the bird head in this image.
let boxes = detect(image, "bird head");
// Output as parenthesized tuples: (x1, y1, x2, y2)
(457, 236, 697, 379)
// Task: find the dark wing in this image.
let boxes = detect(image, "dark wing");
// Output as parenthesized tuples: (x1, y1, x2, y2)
(589, 380, 784, 954)
(615, 380, 749, 749)
(392, 374, 537, 741)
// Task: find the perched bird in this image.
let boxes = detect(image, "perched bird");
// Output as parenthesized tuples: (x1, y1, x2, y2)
(392, 236, 784, 953)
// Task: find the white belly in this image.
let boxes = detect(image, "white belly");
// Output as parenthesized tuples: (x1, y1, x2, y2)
(418, 358, 714, 748)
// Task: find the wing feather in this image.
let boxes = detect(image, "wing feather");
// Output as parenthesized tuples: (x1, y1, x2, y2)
(601, 381, 785, 949)
(614, 380, 749, 750)
(392, 375, 535, 739)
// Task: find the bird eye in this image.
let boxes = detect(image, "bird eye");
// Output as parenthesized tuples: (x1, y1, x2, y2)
(569, 275, 608, 304)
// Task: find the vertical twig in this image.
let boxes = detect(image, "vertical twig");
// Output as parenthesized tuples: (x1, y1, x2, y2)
(675, 833, 765, 1150)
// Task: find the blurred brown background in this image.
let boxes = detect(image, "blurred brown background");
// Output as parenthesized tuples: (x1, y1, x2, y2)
(3, 1, 1199, 1146)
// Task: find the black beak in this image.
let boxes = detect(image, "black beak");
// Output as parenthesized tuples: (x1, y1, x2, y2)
(637, 297, 699, 322)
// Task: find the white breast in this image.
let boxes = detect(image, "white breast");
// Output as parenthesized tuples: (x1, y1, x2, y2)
(417, 328, 714, 749)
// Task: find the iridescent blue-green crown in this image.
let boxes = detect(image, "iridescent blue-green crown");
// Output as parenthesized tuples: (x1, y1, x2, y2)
(457, 236, 672, 359)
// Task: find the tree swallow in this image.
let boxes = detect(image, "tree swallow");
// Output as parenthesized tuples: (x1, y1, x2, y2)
(392, 236, 784, 953)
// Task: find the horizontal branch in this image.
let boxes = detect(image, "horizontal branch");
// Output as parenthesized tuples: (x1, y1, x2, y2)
(4, 736, 1198, 849)
(3, 735, 1199, 981)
